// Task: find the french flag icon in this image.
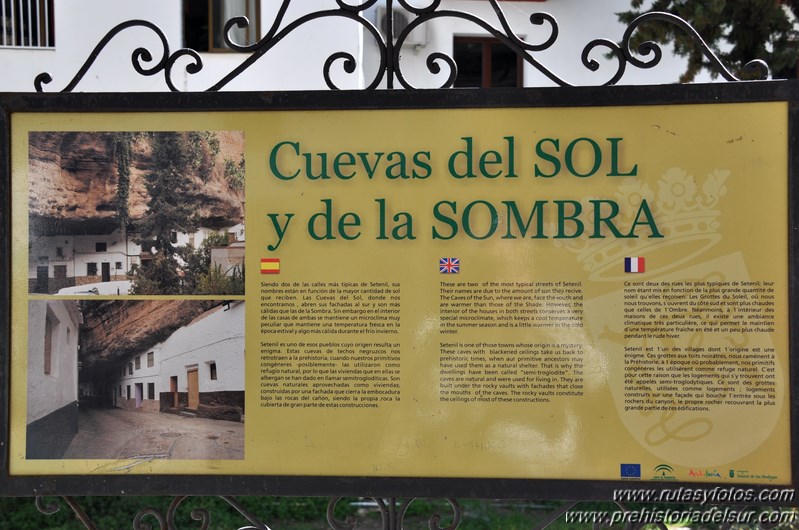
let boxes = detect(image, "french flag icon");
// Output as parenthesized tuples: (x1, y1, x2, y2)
(624, 257, 645, 273)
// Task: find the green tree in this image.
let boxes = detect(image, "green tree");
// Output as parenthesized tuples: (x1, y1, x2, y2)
(112, 132, 133, 229)
(131, 133, 200, 294)
(135, 132, 199, 256)
(129, 254, 183, 295)
(618, 0, 799, 81)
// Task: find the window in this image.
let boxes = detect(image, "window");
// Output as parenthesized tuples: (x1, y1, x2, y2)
(183, 0, 260, 52)
(115, 261, 123, 270)
(55, 246, 63, 257)
(95, 242, 107, 252)
(87, 262, 98, 276)
(128, 363, 133, 375)
(453, 37, 523, 88)
(147, 382, 155, 400)
(170, 230, 178, 244)
(135, 355, 141, 370)
(209, 361, 218, 380)
(43, 311, 55, 374)
(1, 0, 55, 48)
(126, 385, 131, 399)
(147, 351, 154, 368)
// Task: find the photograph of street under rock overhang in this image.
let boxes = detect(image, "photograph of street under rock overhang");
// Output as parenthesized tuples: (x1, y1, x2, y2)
(26, 299, 245, 461)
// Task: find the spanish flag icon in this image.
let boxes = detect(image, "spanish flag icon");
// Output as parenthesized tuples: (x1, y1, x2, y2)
(261, 258, 280, 274)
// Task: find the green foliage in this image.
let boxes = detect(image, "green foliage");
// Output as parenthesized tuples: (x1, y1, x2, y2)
(0, 496, 330, 529)
(133, 230, 243, 295)
(618, 0, 799, 81)
(135, 132, 199, 257)
(126, 131, 242, 295)
(175, 231, 234, 294)
(129, 254, 182, 295)
(203, 130, 221, 158)
(186, 131, 219, 182)
(196, 263, 245, 295)
(224, 155, 246, 190)
(111, 132, 133, 228)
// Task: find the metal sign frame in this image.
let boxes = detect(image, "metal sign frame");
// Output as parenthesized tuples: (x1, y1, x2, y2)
(1, 81, 797, 501)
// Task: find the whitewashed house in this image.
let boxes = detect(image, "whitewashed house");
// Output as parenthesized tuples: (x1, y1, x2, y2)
(209, 224, 245, 276)
(29, 227, 141, 293)
(26, 299, 83, 458)
(114, 300, 245, 422)
(29, 225, 242, 294)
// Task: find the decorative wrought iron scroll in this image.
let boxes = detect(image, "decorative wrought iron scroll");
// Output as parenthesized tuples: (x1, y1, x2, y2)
(34, 0, 770, 93)
(37, 495, 274, 530)
(326, 497, 461, 530)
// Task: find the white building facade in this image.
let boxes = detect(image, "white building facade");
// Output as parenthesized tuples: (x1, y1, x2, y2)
(114, 301, 245, 422)
(29, 228, 141, 293)
(26, 299, 83, 458)
(29, 226, 240, 294)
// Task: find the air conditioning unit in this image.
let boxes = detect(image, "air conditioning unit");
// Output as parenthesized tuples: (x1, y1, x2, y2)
(376, 6, 428, 48)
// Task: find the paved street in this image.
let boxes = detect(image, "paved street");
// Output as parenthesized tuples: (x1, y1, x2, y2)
(62, 407, 244, 461)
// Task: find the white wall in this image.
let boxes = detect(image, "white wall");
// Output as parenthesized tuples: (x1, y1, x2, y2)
(210, 244, 245, 276)
(173, 227, 222, 249)
(27, 300, 82, 423)
(29, 235, 75, 278)
(183, 0, 363, 91)
(29, 229, 141, 279)
(362, 0, 710, 89)
(0, 0, 360, 92)
(73, 230, 139, 277)
(28, 227, 237, 280)
(0, 0, 182, 92)
(159, 301, 245, 395)
(117, 348, 159, 408)
(114, 300, 245, 408)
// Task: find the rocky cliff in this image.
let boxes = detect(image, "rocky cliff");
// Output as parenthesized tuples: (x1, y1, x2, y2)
(79, 299, 222, 378)
(29, 131, 245, 231)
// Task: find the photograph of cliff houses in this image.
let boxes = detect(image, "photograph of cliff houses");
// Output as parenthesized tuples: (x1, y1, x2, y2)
(28, 131, 245, 295)
(26, 299, 244, 461)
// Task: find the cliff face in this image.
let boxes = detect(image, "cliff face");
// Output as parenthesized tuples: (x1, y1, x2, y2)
(79, 299, 221, 377)
(29, 131, 245, 230)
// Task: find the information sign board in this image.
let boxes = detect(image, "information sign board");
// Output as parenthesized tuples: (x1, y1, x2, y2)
(1, 83, 797, 497)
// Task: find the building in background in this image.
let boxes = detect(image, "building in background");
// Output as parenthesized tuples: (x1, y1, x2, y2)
(0, 0, 709, 94)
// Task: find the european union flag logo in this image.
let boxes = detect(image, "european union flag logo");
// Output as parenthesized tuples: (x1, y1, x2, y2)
(620, 464, 641, 478)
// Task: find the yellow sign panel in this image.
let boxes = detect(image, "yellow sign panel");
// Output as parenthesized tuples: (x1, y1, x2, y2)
(9, 101, 791, 485)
